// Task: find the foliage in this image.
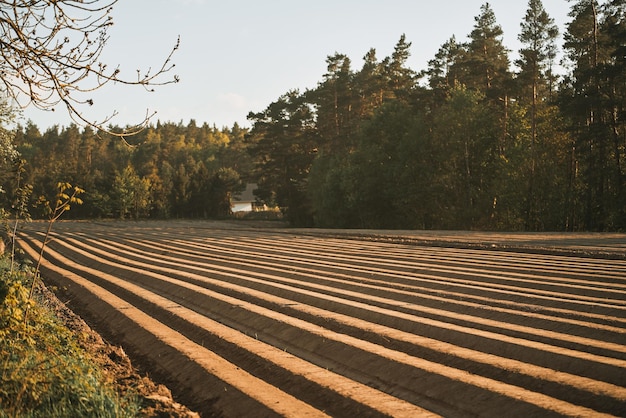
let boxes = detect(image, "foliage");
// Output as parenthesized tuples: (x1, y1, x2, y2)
(559, 0, 626, 230)
(246, 90, 318, 226)
(0, 102, 139, 415)
(0, 102, 19, 196)
(453, 3, 512, 100)
(7, 121, 251, 220)
(36, 182, 84, 221)
(112, 166, 151, 219)
(0, 256, 142, 417)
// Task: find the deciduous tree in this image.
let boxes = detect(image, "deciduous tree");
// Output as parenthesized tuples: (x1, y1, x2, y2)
(0, 0, 179, 134)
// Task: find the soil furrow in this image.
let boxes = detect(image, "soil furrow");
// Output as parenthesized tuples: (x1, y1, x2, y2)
(118, 232, 626, 311)
(17, 237, 331, 418)
(36, 243, 436, 418)
(206, 235, 626, 286)
(35, 235, 626, 382)
(26, 239, 618, 418)
(63, 234, 626, 362)
(174, 230, 626, 278)
(104, 232, 626, 333)
(16, 221, 626, 417)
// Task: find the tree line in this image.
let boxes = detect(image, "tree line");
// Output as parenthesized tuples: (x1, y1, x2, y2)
(2, 0, 625, 231)
(2, 121, 251, 220)
(247, 0, 626, 231)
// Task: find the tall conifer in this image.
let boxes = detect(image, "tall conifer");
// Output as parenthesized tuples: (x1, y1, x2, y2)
(517, 0, 560, 229)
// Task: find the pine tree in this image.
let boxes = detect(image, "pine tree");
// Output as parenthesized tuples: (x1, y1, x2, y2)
(312, 53, 355, 149)
(517, 0, 560, 229)
(246, 90, 318, 226)
(456, 3, 511, 99)
(354, 48, 386, 120)
(602, 0, 626, 226)
(381, 34, 418, 103)
(562, 0, 625, 229)
(424, 36, 463, 101)
(454, 3, 513, 157)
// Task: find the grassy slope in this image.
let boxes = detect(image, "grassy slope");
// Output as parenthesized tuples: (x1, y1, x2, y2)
(0, 255, 197, 417)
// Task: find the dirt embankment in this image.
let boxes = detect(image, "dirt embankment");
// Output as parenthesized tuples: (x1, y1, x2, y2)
(36, 283, 200, 418)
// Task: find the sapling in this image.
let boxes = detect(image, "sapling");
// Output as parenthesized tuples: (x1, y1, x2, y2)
(25, 182, 83, 322)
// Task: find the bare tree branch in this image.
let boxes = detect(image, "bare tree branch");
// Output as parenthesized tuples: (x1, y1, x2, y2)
(0, 0, 179, 135)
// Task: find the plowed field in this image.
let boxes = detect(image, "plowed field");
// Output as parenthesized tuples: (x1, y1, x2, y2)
(16, 220, 626, 417)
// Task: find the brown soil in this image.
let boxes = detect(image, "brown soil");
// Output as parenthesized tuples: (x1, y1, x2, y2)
(36, 283, 200, 418)
(16, 220, 626, 417)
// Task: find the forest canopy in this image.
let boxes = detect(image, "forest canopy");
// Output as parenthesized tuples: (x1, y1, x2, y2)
(2, 0, 625, 231)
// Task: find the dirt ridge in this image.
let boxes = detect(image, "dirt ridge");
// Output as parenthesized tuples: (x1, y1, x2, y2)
(17, 220, 626, 417)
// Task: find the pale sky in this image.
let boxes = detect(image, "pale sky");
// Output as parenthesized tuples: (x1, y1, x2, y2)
(21, 0, 572, 130)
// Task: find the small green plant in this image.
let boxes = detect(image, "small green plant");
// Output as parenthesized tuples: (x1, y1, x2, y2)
(8, 160, 32, 275)
(29, 182, 84, 303)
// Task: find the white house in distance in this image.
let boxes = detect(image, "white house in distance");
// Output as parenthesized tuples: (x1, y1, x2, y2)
(231, 183, 261, 212)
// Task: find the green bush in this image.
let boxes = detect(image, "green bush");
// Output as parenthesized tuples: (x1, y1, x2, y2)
(0, 255, 141, 418)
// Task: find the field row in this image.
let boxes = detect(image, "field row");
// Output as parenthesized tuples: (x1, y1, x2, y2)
(17, 221, 626, 417)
